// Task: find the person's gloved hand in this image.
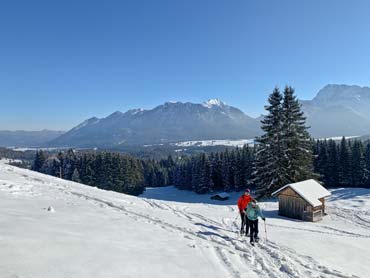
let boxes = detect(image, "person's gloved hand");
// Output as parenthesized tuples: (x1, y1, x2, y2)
(262, 217, 266, 221)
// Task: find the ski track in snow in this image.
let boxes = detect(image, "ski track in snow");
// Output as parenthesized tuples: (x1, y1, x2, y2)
(64, 191, 358, 278)
(0, 162, 367, 278)
(329, 207, 370, 230)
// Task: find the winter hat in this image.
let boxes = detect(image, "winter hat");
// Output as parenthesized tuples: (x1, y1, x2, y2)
(244, 188, 251, 193)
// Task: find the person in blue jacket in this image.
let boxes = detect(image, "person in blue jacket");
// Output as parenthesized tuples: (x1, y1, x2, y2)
(245, 199, 265, 244)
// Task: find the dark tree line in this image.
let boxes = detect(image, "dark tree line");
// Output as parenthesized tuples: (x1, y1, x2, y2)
(172, 146, 255, 194)
(32, 147, 256, 196)
(32, 150, 177, 196)
(31, 137, 370, 198)
(313, 137, 370, 188)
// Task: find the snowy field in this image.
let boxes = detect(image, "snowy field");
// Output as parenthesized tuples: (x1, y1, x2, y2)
(173, 139, 255, 147)
(0, 160, 369, 278)
(316, 136, 360, 141)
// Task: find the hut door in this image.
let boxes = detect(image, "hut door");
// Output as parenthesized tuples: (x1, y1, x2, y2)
(303, 205, 310, 221)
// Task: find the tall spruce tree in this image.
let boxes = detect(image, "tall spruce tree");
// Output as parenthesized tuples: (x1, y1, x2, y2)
(197, 154, 213, 193)
(338, 137, 351, 186)
(71, 168, 81, 183)
(254, 86, 316, 197)
(364, 142, 370, 186)
(222, 151, 231, 191)
(211, 153, 223, 191)
(316, 140, 329, 183)
(326, 140, 339, 186)
(33, 150, 46, 171)
(253, 87, 287, 196)
(350, 140, 365, 187)
(281, 86, 315, 183)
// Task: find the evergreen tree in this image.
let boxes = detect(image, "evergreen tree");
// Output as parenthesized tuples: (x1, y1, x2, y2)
(228, 150, 236, 190)
(326, 140, 339, 186)
(243, 145, 255, 188)
(315, 140, 329, 183)
(211, 153, 223, 191)
(338, 137, 351, 186)
(64, 149, 76, 180)
(350, 140, 365, 187)
(364, 142, 370, 187)
(196, 154, 213, 193)
(253, 87, 286, 195)
(191, 156, 201, 192)
(281, 86, 315, 184)
(234, 150, 245, 191)
(71, 168, 81, 183)
(221, 151, 231, 191)
(33, 150, 46, 171)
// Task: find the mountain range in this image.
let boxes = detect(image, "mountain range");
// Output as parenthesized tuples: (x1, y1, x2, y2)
(48, 99, 261, 147)
(2, 84, 370, 148)
(0, 130, 64, 148)
(300, 84, 370, 137)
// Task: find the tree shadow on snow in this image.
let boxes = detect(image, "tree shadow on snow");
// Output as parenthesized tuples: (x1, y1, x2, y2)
(196, 230, 232, 241)
(140, 186, 242, 206)
(195, 222, 235, 234)
(327, 188, 370, 202)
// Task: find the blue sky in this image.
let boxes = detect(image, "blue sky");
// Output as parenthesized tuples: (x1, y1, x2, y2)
(1, 0, 370, 130)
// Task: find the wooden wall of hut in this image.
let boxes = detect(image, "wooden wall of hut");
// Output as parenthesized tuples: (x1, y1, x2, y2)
(278, 187, 312, 221)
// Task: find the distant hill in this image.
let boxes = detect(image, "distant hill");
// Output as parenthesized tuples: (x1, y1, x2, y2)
(0, 130, 65, 148)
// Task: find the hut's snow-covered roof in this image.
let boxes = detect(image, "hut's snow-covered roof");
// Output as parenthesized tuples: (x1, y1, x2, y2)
(272, 179, 331, 207)
(214, 192, 229, 199)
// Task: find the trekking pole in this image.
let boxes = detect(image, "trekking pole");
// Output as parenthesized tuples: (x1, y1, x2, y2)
(264, 220, 267, 243)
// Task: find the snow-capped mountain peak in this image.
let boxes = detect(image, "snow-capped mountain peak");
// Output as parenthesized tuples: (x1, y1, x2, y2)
(126, 108, 145, 115)
(203, 99, 226, 108)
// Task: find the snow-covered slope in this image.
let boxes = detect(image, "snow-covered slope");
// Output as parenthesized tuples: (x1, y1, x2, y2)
(0, 161, 369, 278)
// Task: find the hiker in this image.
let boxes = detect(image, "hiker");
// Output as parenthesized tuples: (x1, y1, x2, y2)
(237, 189, 253, 235)
(246, 199, 265, 245)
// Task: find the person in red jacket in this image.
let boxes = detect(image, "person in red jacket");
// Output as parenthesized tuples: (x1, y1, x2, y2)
(237, 189, 253, 235)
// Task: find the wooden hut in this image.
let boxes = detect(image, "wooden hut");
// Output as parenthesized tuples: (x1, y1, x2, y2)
(271, 179, 331, 222)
